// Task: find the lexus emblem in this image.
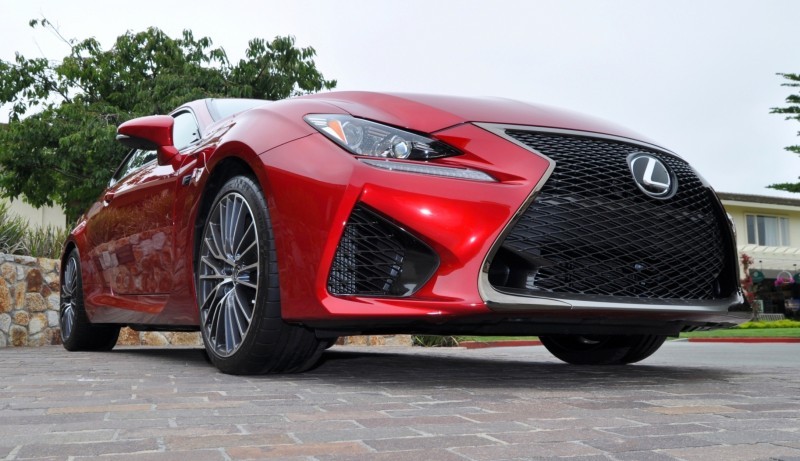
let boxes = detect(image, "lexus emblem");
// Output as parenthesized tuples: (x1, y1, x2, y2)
(628, 153, 676, 199)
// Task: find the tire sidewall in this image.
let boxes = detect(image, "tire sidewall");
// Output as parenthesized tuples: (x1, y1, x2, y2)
(60, 249, 84, 349)
(197, 175, 280, 371)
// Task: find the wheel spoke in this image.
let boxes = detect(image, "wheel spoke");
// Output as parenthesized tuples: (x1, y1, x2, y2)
(234, 221, 256, 258)
(197, 192, 260, 357)
(234, 287, 254, 325)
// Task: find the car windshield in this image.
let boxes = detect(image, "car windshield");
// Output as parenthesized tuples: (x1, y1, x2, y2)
(206, 98, 269, 121)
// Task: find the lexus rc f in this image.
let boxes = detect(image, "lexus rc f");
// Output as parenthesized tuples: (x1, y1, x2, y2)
(59, 92, 748, 374)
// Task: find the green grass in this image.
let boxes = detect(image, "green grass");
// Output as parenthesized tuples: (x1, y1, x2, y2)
(681, 323, 800, 339)
(456, 336, 539, 343)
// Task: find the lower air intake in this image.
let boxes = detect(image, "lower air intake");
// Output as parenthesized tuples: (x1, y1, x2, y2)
(328, 205, 438, 297)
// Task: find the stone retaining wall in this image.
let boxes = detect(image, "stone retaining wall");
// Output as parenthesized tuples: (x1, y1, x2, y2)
(0, 254, 61, 347)
(0, 253, 411, 348)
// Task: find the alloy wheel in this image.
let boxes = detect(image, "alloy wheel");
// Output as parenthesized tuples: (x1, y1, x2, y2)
(59, 256, 78, 341)
(198, 192, 260, 357)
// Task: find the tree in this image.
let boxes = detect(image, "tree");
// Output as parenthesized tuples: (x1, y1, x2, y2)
(769, 72, 800, 193)
(0, 19, 336, 222)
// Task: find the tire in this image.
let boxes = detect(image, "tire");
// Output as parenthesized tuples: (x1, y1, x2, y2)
(196, 175, 322, 375)
(321, 337, 339, 349)
(59, 249, 120, 351)
(539, 334, 666, 365)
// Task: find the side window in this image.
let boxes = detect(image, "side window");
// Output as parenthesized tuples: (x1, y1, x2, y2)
(110, 149, 157, 187)
(172, 111, 200, 151)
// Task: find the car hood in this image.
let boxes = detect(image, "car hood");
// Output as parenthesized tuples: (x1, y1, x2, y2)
(299, 91, 661, 148)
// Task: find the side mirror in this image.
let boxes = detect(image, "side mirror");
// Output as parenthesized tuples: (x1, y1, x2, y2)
(116, 115, 181, 166)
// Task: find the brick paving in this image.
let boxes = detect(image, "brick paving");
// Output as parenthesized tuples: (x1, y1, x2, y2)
(1, 342, 799, 460)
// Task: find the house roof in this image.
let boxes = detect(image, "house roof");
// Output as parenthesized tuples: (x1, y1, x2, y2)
(717, 192, 800, 208)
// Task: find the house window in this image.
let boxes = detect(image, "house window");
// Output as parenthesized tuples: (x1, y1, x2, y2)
(746, 214, 790, 246)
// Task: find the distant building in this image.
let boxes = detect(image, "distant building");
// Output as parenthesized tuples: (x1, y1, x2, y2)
(1, 197, 67, 229)
(719, 192, 800, 317)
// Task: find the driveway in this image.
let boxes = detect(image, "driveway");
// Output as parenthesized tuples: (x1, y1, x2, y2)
(1, 342, 799, 460)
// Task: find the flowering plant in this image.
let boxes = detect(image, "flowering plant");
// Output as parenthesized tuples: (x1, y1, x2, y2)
(740, 254, 756, 305)
(774, 274, 794, 287)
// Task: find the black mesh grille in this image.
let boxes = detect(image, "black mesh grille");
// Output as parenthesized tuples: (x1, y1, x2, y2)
(491, 130, 731, 301)
(328, 205, 438, 297)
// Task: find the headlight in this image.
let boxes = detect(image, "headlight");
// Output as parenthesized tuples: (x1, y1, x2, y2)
(304, 114, 460, 160)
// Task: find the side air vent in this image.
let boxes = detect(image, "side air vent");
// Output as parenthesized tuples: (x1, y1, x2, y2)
(328, 205, 439, 297)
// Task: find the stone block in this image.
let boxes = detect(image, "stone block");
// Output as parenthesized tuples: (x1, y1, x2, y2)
(165, 332, 202, 346)
(142, 331, 169, 346)
(0, 313, 10, 333)
(0, 262, 16, 281)
(117, 327, 140, 345)
(48, 294, 59, 311)
(28, 332, 48, 347)
(29, 313, 48, 335)
(0, 278, 11, 313)
(342, 336, 370, 346)
(47, 310, 59, 327)
(47, 327, 62, 345)
(25, 268, 44, 292)
(13, 311, 30, 326)
(383, 334, 413, 346)
(341, 335, 413, 346)
(25, 293, 48, 312)
(10, 325, 27, 346)
(14, 282, 25, 308)
(45, 272, 60, 293)
(37, 257, 59, 273)
(13, 255, 36, 266)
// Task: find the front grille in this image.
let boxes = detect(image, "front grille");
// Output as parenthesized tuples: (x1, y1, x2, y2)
(489, 130, 732, 301)
(328, 205, 438, 297)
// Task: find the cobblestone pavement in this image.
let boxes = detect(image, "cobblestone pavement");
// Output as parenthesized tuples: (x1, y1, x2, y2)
(1, 342, 799, 461)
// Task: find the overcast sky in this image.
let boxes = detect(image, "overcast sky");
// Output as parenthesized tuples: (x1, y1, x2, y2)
(2, 0, 799, 197)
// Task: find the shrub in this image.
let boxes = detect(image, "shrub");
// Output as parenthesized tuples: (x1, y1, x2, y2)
(0, 201, 28, 255)
(0, 201, 69, 259)
(735, 319, 800, 329)
(412, 335, 460, 347)
(24, 225, 70, 259)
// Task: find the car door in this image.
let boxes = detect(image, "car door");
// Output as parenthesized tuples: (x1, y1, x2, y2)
(85, 110, 201, 299)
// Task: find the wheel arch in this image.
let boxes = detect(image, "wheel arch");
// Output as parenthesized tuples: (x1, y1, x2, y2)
(60, 238, 82, 287)
(193, 155, 264, 267)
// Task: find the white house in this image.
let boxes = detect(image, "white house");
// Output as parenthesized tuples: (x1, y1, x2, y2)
(1, 197, 66, 229)
(718, 192, 800, 317)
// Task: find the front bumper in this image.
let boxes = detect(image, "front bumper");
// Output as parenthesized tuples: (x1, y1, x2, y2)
(266, 122, 747, 331)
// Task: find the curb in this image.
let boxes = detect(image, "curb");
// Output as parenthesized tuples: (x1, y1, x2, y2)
(686, 337, 800, 343)
(458, 337, 800, 348)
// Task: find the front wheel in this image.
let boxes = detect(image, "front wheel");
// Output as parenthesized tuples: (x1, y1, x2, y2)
(196, 175, 322, 374)
(539, 334, 666, 365)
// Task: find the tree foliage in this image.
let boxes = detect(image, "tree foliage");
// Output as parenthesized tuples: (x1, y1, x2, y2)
(0, 19, 336, 222)
(769, 72, 800, 193)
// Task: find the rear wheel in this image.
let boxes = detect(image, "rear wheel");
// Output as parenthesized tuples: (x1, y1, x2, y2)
(59, 249, 120, 351)
(196, 175, 322, 374)
(539, 334, 666, 365)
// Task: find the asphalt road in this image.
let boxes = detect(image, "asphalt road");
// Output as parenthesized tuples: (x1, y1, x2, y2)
(1, 342, 799, 461)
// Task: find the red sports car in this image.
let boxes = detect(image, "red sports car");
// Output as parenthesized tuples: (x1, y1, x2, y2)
(59, 92, 748, 374)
